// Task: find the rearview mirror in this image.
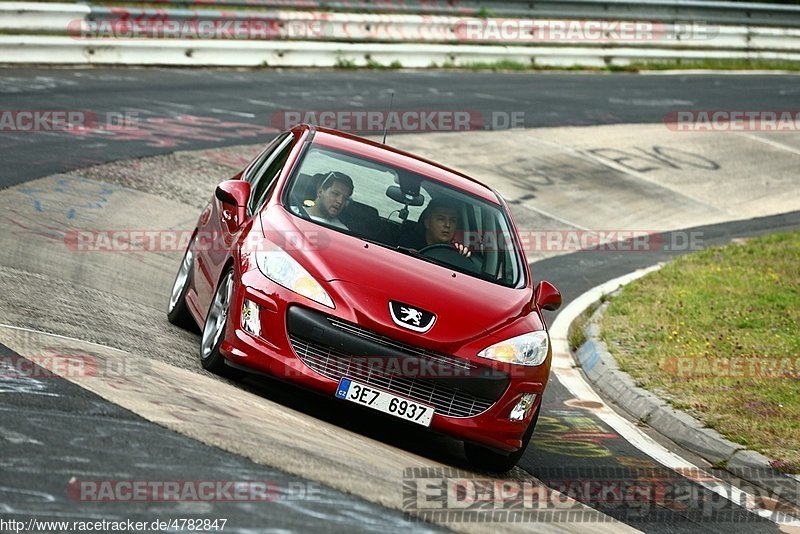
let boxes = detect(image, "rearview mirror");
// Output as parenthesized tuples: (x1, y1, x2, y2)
(386, 185, 425, 206)
(534, 281, 561, 311)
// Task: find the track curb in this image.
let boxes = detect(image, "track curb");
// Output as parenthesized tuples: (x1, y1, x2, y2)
(574, 295, 800, 507)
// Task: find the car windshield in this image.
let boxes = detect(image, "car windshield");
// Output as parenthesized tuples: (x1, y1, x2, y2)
(282, 144, 525, 288)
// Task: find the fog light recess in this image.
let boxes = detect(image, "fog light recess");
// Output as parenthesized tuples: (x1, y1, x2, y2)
(242, 299, 261, 337)
(509, 393, 537, 422)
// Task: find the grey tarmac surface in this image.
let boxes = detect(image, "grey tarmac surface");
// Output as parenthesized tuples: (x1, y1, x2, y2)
(2, 69, 800, 533)
(0, 344, 444, 534)
(1, 68, 799, 187)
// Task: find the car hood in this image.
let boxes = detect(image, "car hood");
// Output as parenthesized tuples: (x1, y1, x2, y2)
(261, 207, 533, 335)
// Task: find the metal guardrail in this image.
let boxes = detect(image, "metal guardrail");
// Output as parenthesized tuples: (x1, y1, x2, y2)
(2, 35, 800, 66)
(2, 1, 800, 65)
(76, 6, 800, 51)
(5, 3, 799, 52)
(85, 0, 800, 28)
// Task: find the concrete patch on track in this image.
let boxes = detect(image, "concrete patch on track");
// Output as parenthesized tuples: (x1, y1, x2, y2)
(387, 124, 800, 260)
(1, 122, 799, 531)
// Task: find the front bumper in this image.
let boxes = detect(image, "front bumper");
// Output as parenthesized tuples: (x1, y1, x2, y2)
(221, 273, 549, 453)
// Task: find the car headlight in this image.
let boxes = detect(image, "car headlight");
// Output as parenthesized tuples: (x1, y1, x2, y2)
(254, 249, 334, 308)
(478, 331, 550, 366)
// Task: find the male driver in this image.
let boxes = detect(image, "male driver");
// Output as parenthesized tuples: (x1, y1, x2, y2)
(404, 197, 471, 257)
(306, 171, 353, 230)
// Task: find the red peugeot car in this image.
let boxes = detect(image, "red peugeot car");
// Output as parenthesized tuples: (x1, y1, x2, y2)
(167, 124, 561, 471)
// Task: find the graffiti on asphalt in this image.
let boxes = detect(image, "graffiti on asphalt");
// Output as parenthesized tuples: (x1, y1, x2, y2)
(585, 145, 721, 172)
(64, 115, 278, 148)
(533, 409, 619, 458)
(17, 177, 114, 220)
(503, 145, 721, 204)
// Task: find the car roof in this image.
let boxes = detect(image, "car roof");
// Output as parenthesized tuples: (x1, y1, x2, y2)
(294, 124, 501, 205)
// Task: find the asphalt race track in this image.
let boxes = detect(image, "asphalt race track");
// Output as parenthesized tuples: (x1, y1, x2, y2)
(2, 69, 799, 188)
(1, 69, 799, 533)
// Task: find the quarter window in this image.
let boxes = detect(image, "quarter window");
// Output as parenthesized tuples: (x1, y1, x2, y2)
(249, 134, 294, 213)
(244, 132, 288, 185)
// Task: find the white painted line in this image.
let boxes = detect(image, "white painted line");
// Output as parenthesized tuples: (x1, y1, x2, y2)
(474, 92, 519, 103)
(209, 108, 256, 119)
(739, 133, 800, 158)
(607, 97, 695, 107)
(246, 99, 282, 108)
(0, 427, 43, 446)
(521, 204, 595, 232)
(151, 100, 193, 110)
(549, 267, 800, 526)
(0, 323, 129, 354)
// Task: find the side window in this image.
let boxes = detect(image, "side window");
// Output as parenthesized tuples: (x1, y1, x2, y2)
(249, 134, 294, 214)
(244, 132, 289, 185)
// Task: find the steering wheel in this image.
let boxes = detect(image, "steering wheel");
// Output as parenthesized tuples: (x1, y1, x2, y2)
(418, 243, 478, 272)
(288, 193, 313, 219)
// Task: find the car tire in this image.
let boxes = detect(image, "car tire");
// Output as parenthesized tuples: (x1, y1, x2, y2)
(463, 406, 540, 473)
(167, 243, 199, 332)
(200, 267, 242, 379)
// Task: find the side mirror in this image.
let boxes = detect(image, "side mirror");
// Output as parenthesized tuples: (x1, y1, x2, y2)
(534, 281, 561, 311)
(215, 180, 251, 229)
(215, 180, 250, 207)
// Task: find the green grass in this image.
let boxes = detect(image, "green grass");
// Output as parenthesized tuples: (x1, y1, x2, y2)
(569, 309, 590, 352)
(432, 60, 609, 72)
(365, 59, 403, 70)
(601, 231, 800, 473)
(334, 57, 356, 69)
(445, 60, 531, 71)
(568, 300, 606, 352)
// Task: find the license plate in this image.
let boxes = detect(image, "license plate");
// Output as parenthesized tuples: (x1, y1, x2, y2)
(335, 377, 435, 427)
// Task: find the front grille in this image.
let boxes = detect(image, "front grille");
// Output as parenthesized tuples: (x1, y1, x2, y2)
(289, 335, 494, 418)
(326, 317, 475, 370)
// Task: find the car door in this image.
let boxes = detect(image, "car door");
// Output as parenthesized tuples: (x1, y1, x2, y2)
(194, 133, 293, 311)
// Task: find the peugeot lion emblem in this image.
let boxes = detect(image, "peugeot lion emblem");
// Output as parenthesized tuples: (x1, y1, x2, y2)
(389, 301, 436, 333)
